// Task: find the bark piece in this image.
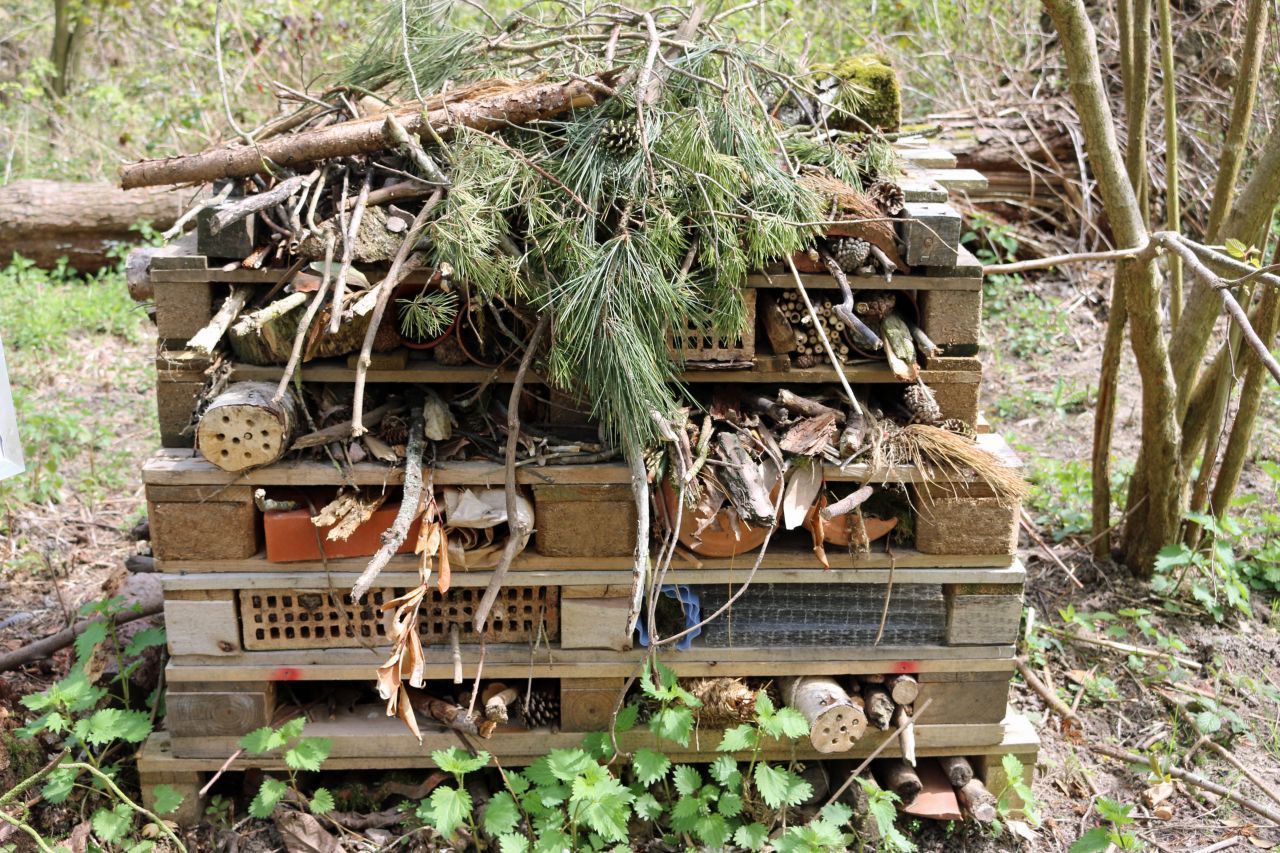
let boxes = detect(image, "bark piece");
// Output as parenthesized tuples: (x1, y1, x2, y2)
(780, 412, 839, 456)
(895, 705, 916, 766)
(875, 758, 922, 804)
(780, 676, 867, 753)
(762, 294, 798, 354)
(955, 778, 997, 823)
(777, 388, 844, 421)
(714, 432, 776, 526)
(938, 755, 974, 787)
(228, 292, 308, 365)
(196, 381, 301, 472)
(862, 685, 894, 730)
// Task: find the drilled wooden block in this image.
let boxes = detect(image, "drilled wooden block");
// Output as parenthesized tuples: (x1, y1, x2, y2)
(920, 289, 981, 350)
(148, 485, 259, 561)
(559, 596, 631, 651)
(560, 678, 626, 732)
(900, 202, 961, 267)
(153, 281, 214, 341)
(166, 682, 276, 739)
(533, 484, 637, 557)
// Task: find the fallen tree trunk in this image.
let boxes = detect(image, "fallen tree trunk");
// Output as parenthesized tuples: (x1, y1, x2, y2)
(0, 180, 192, 272)
(120, 74, 621, 189)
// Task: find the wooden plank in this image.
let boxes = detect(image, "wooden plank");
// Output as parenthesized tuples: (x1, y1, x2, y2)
(154, 546, 1017, 574)
(159, 563, 1027, 592)
(226, 357, 981, 386)
(167, 682, 275, 738)
(148, 713, 1034, 764)
(534, 484, 636, 557)
(164, 644, 1016, 683)
(929, 168, 989, 191)
(747, 270, 980, 292)
(153, 281, 214, 343)
(894, 146, 958, 169)
(920, 290, 982, 348)
(164, 597, 240, 656)
(558, 597, 632, 650)
(946, 591, 1024, 646)
(900, 202, 962, 267)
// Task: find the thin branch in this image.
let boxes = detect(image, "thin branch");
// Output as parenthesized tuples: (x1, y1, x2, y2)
(329, 169, 373, 334)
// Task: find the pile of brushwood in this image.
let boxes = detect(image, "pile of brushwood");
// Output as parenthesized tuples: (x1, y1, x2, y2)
(125, 0, 1026, 738)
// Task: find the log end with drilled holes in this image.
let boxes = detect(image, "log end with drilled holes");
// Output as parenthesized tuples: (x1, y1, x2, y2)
(196, 382, 300, 472)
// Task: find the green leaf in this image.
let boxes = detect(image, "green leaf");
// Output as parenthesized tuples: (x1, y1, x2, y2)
(860, 778, 900, 838)
(505, 770, 531, 795)
(753, 689, 775, 719)
(485, 792, 521, 836)
(633, 792, 663, 820)
(695, 813, 730, 848)
(150, 784, 185, 816)
(569, 770, 633, 841)
(309, 788, 335, 816)
(753, 763, 812, 810)
(650, 706, 694, 747)
(670, 794, 705, 830)
(632, 748, 670, 786)
(248, 777, 288, 819)
(81, 708, 152, 746)
(672, 764, 702, 797)
(498, 832, 530, 853)
(127, 841, 156, 853)
(613, 703, 639, 733)
(716, 723, 758, 753)
(42, 766, 77, 804)
(124, 626, 167, 657)
(1096, 797, 1134, 826)
(239, 725, 280, 754)
(1069, 827, 1113, 853)
(545, 748, 593, 782)
(433, 746, 491, 777)
(285, 737, 332, 772)
(819, 801, 854, 826)
(733, 822, 769, 851)
(1225, 237, 1248, 259)
(709, 755, 740, 788)
(717, 790, 743, 818)
(771, 707, 810, 740)
(73, 620, 109, 666)
(91, 804, 133, 844)
(277, 717, 306, 742)
(533, 826, 571, 853)
(427, 786, 473, 840)
(582, 731, 613, 761)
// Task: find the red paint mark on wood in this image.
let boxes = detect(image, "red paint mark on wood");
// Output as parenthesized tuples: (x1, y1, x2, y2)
(271, 667, 303, 681)
(890, 661, 920, 673)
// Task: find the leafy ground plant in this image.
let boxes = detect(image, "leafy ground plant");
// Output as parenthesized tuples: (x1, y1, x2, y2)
(239, 719, 336, 818)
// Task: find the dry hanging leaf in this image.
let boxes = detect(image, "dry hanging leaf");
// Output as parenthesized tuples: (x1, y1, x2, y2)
(782, 464, 823, 530)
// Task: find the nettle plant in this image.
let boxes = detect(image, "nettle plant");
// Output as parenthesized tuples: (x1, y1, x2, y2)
(239, 719, 336, 818)
(6, 596, 184, 852)
(414, 660, 912, 852)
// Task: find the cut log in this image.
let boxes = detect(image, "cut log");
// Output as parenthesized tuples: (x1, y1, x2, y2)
(777, 388, 844, 422)
(937, 755, 974, 787)
(863, 685, 894, 730)
(881, 311, 918, 380)
(196, 381, 301, 472)
(875, 758, 922, 804)
(120, 75, 622, 189)
(227, 292, 308, 365)
(483, 685, 519, 724)
(887, 674, 920, 706)
(762, 295, 798, 354)
(0, 180, 190, 272)
(714, 432, 776, 526)
(895, 705, 916, 766)
(780, 676, 867, 753)
(955, 778, 997, 824)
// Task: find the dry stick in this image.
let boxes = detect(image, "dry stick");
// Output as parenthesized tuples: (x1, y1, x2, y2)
(209, 172, 314, 234)
(328, 169, 372, 334)
(383, 115, 450, 187)
(1019, 510, 1085, 589)
(816, 248, 882, 351)
(1191, 737, 1280, 810)
(1039, 625, 1202, 669)
(198, 748, 244, 797)
(163, 183, 233, 240)
(823, 697, 935, 809)
(785, 256, 864, 417)
(274, 233, 336, 402)
(472, 312, 552, 634)
(0, 603, 163, 672)
(1014, 656, 1081, 727)
(627, 432, 655, 642)
(1091, 743, 1280, 825)
(873, 547, 896, 645)
(449, 624, 464, 684)
(351, 401, 425, 603)
(350, 192, 442, 436)
(187, 286, 251, 355)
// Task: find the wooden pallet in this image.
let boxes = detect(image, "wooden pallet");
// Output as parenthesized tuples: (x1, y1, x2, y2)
(140, 712, 1037, 826)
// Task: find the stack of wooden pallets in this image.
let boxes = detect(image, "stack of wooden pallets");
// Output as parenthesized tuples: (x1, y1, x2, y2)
(134, 144, 1036, 825)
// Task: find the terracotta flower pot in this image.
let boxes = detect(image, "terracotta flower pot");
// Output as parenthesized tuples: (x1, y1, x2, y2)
(660, 479, 780, 558)
(802, 503, 897, 546)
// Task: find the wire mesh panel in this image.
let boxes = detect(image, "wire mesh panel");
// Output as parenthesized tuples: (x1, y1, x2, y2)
(238, 586, 559, 650)
(694, 583, 946, 647)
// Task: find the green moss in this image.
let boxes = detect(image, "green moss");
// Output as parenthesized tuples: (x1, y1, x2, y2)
(827, 54, 902, 132)
(1, 730, 47, 787)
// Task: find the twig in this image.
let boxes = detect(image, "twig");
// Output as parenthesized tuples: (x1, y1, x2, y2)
(383, 115, 450, 187)
(0, 604, 162, 672)
(274, 234, 335, 401)
(1014, 656, 1081, 728)
(328, 169, 373, 334)
(209, 172, 313, 234)
(1020, 510, 1085, 588)
(449, 624, 463, 684)
(625, 432, 653, 642)
(1039, 625, 1202, 669)
(198, 748, 243, 796)
(823, 697, 935, 809)
(873, 546, 896, 645)
(163, 183, 233, 240)
(186, 286, 250, 355)
(1091, 743, 1280, 825)
(1191, 736, 1280, 810)
(983, 243, 1150, 275)
(214, 0, 254, 149)
(350, 192, 442, 436)
(351, 400, 425, 603)
(472, 312, 552, 633)
(785, 256, 864, 416)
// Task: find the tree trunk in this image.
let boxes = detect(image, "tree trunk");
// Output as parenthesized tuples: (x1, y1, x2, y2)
(120, 74, 620, 189)
(196, 381, 301, 472)
(0, 180, 190, 272)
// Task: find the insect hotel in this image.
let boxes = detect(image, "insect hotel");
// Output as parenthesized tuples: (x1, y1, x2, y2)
(122, 21, 1037, 828)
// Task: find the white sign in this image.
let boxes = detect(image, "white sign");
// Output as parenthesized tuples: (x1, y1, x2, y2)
(0, 335, 23, 482)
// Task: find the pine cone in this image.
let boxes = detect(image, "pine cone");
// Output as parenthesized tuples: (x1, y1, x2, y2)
(938, 418, 976, 439)
(826, 236, 871, 272)
(598, 119, 641, 156)
(869, 181, 906, 216)
(903, 383, 943, 425)
(378, 413, 409, 445)
(521, 686, 560, 730)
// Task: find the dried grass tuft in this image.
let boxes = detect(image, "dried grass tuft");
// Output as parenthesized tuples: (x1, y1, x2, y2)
(874, 423, 1028, 502)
